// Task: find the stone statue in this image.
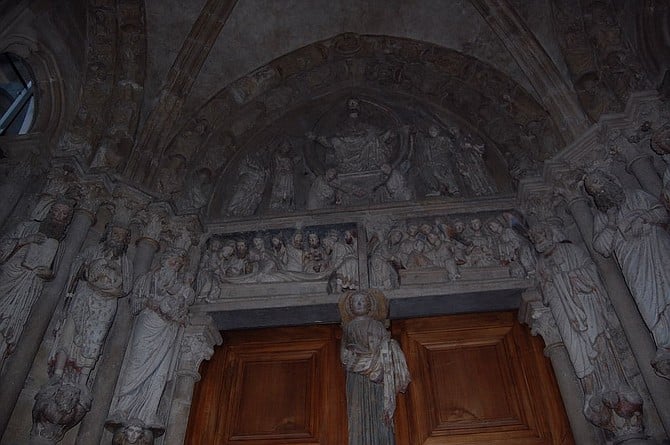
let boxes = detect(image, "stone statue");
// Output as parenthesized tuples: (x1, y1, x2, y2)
(487, 219, 535, 278)
(338, 290, 410, 445)
(30, 379, 92, 444)
(323, 229, 358, 291)
(227, 156, 267, 217)
(367, 229, 401, 289)
(374, 163, 414, 203)
(0, 201, 73, 369)
(175, 167, 213, 212)
(650, 125, 670, 210)
(584, 170, 670, 378)
(306, 168, 365, 210)
(465, 218, 495, 267)
(452, 135, 497, 196)
(285, 231, 304, 272)
(415, 125, 461, 197)
(425, 231, 460, 280)
(49, 224, 133, 384)
(109, 247, 195, 434)
(308, 98, 395, 173)
(269, 140, 297, 212)
(530, 223, 622, 392)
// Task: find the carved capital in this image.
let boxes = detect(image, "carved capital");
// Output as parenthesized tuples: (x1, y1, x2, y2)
(176, 313, 222, 381)
(132, 207, 169, 242)
(73, 181, 108, 216)
(519, 290, 562, 351)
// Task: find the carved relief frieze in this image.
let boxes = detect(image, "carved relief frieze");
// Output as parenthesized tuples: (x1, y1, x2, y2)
(197, 223, 359, 301)
(366, 211, 535, 290)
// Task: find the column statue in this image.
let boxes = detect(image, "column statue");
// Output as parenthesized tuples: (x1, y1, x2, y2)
(0, 200, 73, 370)
(583, 170, 670, 377)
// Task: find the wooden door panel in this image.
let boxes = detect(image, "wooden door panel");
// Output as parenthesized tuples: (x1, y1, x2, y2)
(394, 312, 574, 445)
(185, 325, 346, 445)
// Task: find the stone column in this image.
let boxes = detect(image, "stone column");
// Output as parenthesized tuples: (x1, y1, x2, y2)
(0, 207, 96, 436)
(564, 194, 670, 434)
(74, 236, 160, 445)
(520, 292, 602, 445)
(163, 313, 222, 445)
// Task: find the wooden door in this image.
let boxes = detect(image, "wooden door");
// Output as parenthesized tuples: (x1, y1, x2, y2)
(393, 311, 574, 445)
(185, 312, 573, 445)
(185, 324, 347, 445)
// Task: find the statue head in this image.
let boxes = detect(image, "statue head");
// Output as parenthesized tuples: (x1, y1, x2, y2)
(325, 168, 338, 181)
(338, 289, 389, 324)
(221, 240, 235, 258)
(428, 125, 439, 138)
(292, 232, 303, 248)
(381, 163, 392, 175)
(583, 170, 624, 212)
(235, 240, 248, 258)
(271, 235, 283, 249)
(487, 219, 503, 235)
(470, 218, 482, 232)
(308, 233, 320, 248)
(529, 223, 557, 254)
(453, 220, 465, 233)
(349, 291, 372, 316)
(347, 98, 360, 118)
(49, 202, 74, 225)
(162, 248, 187, 272)
(385, 229, 400, 245)
(252, 235, 265, 251)
(344, 230, 354, 244)
(407, 224, 419, 237)
(103, 224, 131, 257)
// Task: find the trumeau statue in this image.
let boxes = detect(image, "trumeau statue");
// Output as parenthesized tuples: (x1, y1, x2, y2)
(338, 290, 410, 445)
(0, 200, 73, 370)
(108, 247, 196, 436)
(49, 224, 133, 384)
(583, 170, 670, 378)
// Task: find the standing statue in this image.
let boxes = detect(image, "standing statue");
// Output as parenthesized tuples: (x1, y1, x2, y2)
(108, 247, 195, 434)
(338, 290, 410, 445)
(451, 133, 497, 196)
(227, 156, 268, 217)
(584, 170, 670, 377)
(0, 201, 73, 369)
(367, 229, 402, 289)
(374, 163, 414, 203)
(415, 126, 461, 197)
(530, 223, 622, 392)
(49, 224, 133, 384)
(651, 125, 670, 210)
(269, 140, 297, 213)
